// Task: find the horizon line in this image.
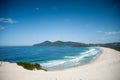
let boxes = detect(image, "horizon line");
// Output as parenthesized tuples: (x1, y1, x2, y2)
(0, 41, 120, 46)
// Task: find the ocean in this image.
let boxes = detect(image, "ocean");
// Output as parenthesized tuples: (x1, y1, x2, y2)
(0, 46, 101, 70)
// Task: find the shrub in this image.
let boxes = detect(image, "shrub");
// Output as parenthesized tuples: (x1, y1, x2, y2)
(17, 62, 47, 71)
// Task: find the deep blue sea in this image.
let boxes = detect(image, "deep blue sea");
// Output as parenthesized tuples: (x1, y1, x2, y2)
(0, 46, 101, 70)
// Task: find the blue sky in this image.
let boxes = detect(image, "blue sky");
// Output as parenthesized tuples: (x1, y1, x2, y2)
(0, 0, 120, 46)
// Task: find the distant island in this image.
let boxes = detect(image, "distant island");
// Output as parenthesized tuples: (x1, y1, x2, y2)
(33, 41, 88, 47)
(33, 41, 120, 51)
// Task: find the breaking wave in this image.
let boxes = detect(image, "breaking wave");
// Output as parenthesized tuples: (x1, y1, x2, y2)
(41, 48, 101, 68)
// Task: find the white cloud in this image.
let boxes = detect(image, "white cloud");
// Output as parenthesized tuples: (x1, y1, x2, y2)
(97, 30, 120, 35)
(0, 25, 5, 30)
(105, 31, 120, 35)
(36, 8, 39, 11)
(0, 18, 17, 24)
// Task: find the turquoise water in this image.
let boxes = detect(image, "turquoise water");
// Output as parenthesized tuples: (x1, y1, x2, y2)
(0, 46, 101, 70)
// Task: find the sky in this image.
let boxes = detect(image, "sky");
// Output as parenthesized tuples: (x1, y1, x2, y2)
(0, 0, 120, 46)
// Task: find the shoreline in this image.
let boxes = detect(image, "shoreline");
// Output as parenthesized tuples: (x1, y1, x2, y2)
(47, 47, 103, 71)
(0, 47, 101, 71)
(0, 47, 120, 80)
(47, 47, 102, 71)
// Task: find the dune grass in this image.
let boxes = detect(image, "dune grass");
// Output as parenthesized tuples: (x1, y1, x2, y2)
(17, 62, 47, 71)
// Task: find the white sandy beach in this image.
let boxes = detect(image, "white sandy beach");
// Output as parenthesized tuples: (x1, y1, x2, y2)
(0, 47, 120, 80)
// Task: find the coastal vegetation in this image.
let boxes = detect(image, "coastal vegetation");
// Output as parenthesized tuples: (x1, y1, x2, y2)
(17, 62, 47, 71)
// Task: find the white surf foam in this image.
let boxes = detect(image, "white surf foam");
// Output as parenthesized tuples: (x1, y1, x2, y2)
(69, 48, 99, 62)
(41, 48, 101, 68)
(64, 56, 78, 59)
(41, 60, 66, 67)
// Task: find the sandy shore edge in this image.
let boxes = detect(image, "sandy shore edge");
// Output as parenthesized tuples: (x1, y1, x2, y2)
(0, 47, 120, 80)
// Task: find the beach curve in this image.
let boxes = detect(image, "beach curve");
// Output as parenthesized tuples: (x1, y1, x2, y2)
(0, 47, 120, 80)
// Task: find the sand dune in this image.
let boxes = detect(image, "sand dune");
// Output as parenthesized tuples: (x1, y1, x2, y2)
(0, 47, 120, 80)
